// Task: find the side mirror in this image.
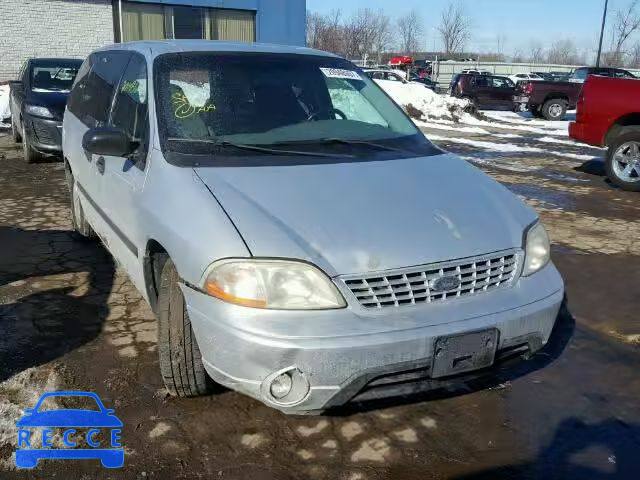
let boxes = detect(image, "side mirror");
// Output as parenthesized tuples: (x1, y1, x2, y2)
(82, 127, 138, 157)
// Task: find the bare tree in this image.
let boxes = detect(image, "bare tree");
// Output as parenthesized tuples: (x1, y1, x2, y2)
(628, 42, 640, 68)
(342, 9, 392, 60)
(397, 9, 424, 55)
(438, 1, 471, 54)
(547, 39, 583, 65)
(610, 0, 640, 66)
(306, 9, 391, 62)
(512, 49, 526, 63)
(529, 41, 545, 64)
(372, 12, 393, 63)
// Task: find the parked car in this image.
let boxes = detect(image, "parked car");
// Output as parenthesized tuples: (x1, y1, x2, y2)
(388, 55, 413, 66)
(567, 66, 636, 83)
(570, 75, 640, 191)
(9, 58, 83, 162)
(450, 73, 517, 110)
(514, 80, 582, 120)
(63, 41, 564, 413)
(532, 72, 555, 81)
(459, 69, 492, 76)
(364, 69, 437, 91)
(508, 73, 544, 86)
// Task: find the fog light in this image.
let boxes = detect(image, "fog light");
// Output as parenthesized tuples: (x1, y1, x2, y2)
(269, 372, 293, 399)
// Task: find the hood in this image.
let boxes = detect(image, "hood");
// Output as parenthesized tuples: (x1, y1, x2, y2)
(195, 154, 537, 277)
(26, 90, 70, 119)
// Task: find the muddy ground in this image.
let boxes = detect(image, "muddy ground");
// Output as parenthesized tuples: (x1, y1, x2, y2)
(0, 114, 639, 480)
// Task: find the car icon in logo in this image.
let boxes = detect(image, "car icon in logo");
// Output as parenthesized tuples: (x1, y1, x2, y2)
(15, 391, 123, 468)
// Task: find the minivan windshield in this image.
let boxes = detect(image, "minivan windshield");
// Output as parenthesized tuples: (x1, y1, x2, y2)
(154, 52, 426, 155)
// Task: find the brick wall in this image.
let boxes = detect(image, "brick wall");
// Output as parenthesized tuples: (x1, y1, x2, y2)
(0, 0, 114, 81)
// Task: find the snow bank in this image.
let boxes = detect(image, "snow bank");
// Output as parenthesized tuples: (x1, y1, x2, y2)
(0, 84, 10, 127)
(375, 79, 471, 122)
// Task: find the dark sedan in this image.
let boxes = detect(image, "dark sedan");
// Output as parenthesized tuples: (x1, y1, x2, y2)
(9, 58, 83, 162)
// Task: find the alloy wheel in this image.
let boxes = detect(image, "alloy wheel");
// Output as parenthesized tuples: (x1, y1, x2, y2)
(612, 141, 640, 183)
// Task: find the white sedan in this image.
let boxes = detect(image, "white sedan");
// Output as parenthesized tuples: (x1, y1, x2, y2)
(508, 73, 544, 85)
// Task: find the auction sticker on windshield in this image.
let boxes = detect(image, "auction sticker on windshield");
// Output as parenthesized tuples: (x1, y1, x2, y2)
(14, 391, 124, 469)
(320, 67, 362, 80)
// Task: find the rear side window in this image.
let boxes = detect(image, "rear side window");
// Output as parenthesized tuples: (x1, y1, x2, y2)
(67, 51, 131, 127)
(110, 54, 149, 168)
(572, 68, 588, 81)
(473, 75, 489, 87)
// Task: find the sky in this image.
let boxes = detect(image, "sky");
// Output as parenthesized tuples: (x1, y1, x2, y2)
(306, 0, 627, 57)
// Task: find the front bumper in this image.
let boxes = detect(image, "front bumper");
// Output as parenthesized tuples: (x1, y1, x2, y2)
(23, 114, 63, 153)
(569, 121, 603, 147)
(183, 262, 564, 413)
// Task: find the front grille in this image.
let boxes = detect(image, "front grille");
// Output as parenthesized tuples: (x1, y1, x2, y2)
(342, 250, 520, 309)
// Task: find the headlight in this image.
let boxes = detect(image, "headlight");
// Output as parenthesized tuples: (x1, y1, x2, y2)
(25, 104, 54, 118)
(202, 259, 346, 310)
(522, 222, 550, 276)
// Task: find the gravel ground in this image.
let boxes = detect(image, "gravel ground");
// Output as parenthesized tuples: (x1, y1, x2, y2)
(0, 115, 639, 480)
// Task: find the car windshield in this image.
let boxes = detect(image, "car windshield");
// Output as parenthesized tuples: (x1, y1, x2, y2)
(31, 61, 81, 92)
(154, 52, 422, 153)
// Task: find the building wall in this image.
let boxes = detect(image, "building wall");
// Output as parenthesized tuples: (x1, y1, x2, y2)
(130, 0, 306, 46)
(0, 0, 114, 81)
(0, 0, 306, 81)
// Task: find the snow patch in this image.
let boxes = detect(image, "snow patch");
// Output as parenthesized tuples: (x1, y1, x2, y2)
(429, 134, 600, 161)
(375, 79, 471, 122)
(0, 84, 11, 127)
(416, 120, 490, 135)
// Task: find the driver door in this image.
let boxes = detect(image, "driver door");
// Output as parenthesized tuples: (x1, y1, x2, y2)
(97, 53, 151, 291)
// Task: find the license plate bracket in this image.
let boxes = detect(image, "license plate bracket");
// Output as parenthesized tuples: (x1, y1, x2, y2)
(431, 329, 499, 378)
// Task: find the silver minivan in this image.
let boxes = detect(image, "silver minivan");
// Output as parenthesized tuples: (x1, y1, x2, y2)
(63, 41, 564, 413)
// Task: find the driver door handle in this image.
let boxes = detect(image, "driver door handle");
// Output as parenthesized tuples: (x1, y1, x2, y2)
(96, 156, 105, 175)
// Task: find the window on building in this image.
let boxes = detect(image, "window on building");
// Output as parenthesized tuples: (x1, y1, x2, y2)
(173, 6, 205, 39)
(120, 2, 255, 43)
(210, 9, 255, 42)
(121, 2, 166, 41)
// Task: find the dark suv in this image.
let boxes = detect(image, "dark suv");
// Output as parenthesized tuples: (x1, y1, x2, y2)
(450, 73, 516, 110)
(9, 58, 83, 162)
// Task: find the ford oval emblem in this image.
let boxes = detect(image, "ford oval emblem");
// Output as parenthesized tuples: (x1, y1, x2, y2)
(431, 276, 461, 292)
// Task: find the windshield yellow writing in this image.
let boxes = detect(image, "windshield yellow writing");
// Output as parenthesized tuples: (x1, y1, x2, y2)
(172, 92, 215, 119)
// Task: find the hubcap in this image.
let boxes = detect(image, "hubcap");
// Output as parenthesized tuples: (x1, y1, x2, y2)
(613, 141, 640, 182)
(549, 104, 563, 117)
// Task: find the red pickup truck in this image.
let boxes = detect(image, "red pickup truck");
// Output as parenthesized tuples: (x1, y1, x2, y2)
(570, 75, 640, 191)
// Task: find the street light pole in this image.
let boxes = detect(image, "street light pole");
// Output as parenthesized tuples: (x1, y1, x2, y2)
(596, 0, 609, 67)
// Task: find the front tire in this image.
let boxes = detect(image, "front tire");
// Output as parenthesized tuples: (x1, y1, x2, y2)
(157, 256, 214, 397)
(11, 116, 22, 142)
(606, 131, 640, 192)
(541, 99, 567, 121)
(22, 124, 41, 163)
(65, 162, 95, 238)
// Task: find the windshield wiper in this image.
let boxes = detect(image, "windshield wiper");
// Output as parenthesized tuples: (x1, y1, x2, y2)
(167, 139, 355, 158)
(274, 138, 413, 154)
(316, 138, 414, 154)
